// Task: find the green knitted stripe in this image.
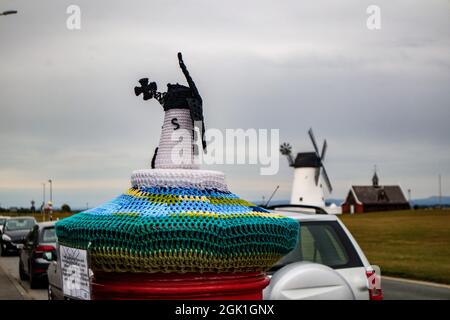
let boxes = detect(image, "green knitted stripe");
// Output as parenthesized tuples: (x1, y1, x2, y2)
(88, 247, 284, 273)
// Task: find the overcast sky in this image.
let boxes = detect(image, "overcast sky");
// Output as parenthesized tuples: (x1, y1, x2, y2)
(1, 0, 449, 208)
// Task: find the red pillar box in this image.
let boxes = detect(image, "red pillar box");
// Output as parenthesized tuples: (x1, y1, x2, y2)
(92, 272, 270, 300)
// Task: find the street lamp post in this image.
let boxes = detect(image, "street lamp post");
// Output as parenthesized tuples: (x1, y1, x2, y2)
(42, 182, 46, 221)
(42, 183, 46, 211)
(48, 179, 53, 203)
(48, 179, 54, 221)
(0, 10, 18, 16)
(408, 189, 412, 209)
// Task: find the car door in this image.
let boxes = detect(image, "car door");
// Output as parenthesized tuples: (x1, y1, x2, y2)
(23, 226, 38, 274)
(21, 229, 33, 273)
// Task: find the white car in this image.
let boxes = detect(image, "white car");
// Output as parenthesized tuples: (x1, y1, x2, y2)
(263, 205, 383, 300)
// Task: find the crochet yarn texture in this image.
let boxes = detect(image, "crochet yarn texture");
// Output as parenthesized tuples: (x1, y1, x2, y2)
(55, 170, 299, 273)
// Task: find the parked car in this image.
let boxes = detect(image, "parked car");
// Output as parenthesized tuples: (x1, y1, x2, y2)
(48, 206, 382, 300)
(263, 205, 382, 300)
(0, 217, 37, 256)
(19, 221, 57, 288)
(47, 256, 63, 300)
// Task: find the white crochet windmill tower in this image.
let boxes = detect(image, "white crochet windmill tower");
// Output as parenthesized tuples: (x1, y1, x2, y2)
(280, 128, 333, 209)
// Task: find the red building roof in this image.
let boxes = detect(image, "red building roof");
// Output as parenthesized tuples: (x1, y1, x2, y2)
(349, 185, 408, 205)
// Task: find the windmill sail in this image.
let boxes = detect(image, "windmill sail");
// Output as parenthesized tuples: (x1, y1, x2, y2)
(321, 139, 327, 160)
(308, 128, 320, 155)
(308, 128, 333, 192)
(321, 165, 333, 193)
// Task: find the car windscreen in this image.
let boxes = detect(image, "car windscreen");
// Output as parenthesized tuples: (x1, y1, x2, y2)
(41, 227, 57, 243)
(0, 219, 5, 225)
(273, 221, 363, 270)
(5, 218, 36, 231)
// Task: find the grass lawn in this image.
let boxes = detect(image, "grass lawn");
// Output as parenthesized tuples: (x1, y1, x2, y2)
(340, 209, 450, 284)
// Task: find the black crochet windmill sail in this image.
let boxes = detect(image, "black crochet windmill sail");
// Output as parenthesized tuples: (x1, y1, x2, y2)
(55, 53, 299, 275)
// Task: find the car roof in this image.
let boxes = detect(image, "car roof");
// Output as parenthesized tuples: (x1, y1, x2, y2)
(272, 209, 339, 222)
(6, 216, 36, 221)
(38, 221, 56, 229)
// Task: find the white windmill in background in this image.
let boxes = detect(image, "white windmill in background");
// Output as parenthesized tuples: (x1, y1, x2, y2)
(280, 128, 337, 212)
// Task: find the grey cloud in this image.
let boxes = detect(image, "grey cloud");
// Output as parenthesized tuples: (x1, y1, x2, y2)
(0, 0, 449, 208)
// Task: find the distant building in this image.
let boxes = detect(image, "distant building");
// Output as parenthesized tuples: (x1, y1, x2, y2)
(341, 171, 410, 213)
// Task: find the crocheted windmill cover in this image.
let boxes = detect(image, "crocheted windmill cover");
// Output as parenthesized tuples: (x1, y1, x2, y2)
(55, 53, 299, 274)
(55, 169, 299, 273)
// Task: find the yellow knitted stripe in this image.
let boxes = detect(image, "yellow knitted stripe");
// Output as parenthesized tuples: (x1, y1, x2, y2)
(169, 211, 287, 219)
(89, 247, 282, 273)
(108, 211, 286, 219)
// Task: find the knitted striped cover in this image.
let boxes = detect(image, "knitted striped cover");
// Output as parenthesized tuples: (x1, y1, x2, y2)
(55, 169, 299, 273)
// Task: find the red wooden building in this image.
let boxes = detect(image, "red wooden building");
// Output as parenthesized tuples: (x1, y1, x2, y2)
(341, 172, 410, 214)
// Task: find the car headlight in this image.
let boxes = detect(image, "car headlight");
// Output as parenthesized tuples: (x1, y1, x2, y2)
(2, 234, 11, 242)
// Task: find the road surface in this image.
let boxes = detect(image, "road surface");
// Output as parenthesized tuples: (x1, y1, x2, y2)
(1, 255, 449, 300)
(381, 276, 450, 300)
(0, 255, 46, 300)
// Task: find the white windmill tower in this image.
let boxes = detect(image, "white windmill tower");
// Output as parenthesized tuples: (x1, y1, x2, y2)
(280, 128, 333, 208)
